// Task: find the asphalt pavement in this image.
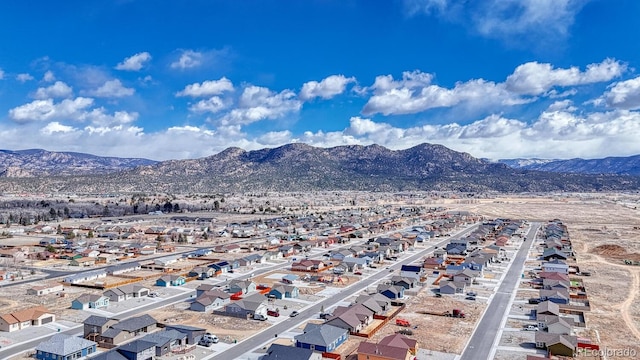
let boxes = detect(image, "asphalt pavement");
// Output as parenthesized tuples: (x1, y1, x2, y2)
(459, 222, 540, 360)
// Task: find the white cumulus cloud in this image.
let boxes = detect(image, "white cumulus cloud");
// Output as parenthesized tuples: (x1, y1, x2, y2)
(219, 86, 302, 126)
(505, 58, 626, 95)
(598, 76, 640, 110)
(171, 50, 203, 70)
(43, 70, 55, 82)
(87, 79, 135, 98)
(176, 78, 234, 97)
(299, 75, 356, 101)
(40, 122, 77, 135)
(115, 52, 152, 71)
(33, 81, 73, 99)
(9, 97, 94, 123)
(189, 96, 228, 114)
(16, 73, 34, 82)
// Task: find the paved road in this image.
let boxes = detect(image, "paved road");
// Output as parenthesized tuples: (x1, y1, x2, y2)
(459, 222, 540, 360)
(208, 224, 481, 360)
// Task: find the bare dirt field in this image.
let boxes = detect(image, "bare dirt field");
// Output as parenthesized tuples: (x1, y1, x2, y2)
(147, 304, 270, 343)
(337, 289, 485, 358)
(438, 196, 640, 358)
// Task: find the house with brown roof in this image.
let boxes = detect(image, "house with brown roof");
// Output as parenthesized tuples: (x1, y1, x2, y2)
(357, 333, 417, 360)
(535, 332, 577, 357)
(0, 306, 55, 332)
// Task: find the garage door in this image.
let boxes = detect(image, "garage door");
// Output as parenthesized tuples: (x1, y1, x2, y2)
(41, 317, 53, 324)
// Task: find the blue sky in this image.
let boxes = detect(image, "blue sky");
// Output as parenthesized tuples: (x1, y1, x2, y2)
(1, 0, 640, 161)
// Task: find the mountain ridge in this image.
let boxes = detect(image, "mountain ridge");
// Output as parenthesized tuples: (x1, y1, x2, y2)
(1, 143, 638, 194)
(499, 155, 640, 176)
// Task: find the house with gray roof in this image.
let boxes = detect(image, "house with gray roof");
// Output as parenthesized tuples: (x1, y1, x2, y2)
(295, 323, 349, 352)
(106, 262, 141, 275)
(100, 314, 157, 346)
(163, 324, 207, 344)
(268, 285, 299, 299)
(103, 284, 149, 302)
(71, 294, 110, 310)
(83, 315, 118, 339)
(116, 339, 156, 360)
(223, 293, 267, 318)
(88, 350, 128, 360)
(228, 279, 256, 294)
(260, 344, 321, 360)
(190, 289, 231, 312)
(35, 334, 97, 360)
(140, 329, 187, 356)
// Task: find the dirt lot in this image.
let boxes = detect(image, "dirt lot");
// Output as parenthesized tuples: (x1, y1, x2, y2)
(147, 303, 270, 342)
(440, 195, 640, 358)
(336, 289, 486, 358)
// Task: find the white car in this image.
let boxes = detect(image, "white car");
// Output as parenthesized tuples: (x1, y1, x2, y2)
(524, 325, 539, 331)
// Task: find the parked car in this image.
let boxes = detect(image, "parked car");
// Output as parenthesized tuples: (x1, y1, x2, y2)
(465, 296, 476, 301)
(198, 338, 213, 347)
(354, 271, 363, 275)
(203, 333, 219, 343)
(148, 292, 159, 298)
(267, 310, 280, 317)
(320, 313, 332, 320)
(290, 311, 299, 317)
(396, 328, 413, 335)
(466, 292, 477, 297)
(528, 298, 541, 304)
(524, 325, 539, 331)
(254, 314, 267, 321)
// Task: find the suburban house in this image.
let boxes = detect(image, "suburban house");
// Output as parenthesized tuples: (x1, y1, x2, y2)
(228, 279, 257, 294)
(100, 314, 157, 346)
(83, 315, 118, 339)
(188, 266, 215, 279)
(0, 306, 55, 332)
(63, 270, 107, 284)
(357, 333, 417, 360)
(281, 274, 299, 284)
(539, 289, 570, 304)
(106, 262, 141, 275)
(70, 257, 97, 267)
(542, 259, 569, 274)
(261, 343, 322, 360)
(439, 280, 465, 295)
(71, 294, 110, 310)
(103, 284, 150, 302)
(116, 339, 156, 360)
(27, 283, 64, 296)
(535, 332, 578, 357)
(291, 259, 327, 272)
(155, 275, 186, 287)
(423, 257, 445, 269)
(377, 284, 405, 299)
(140, 329, 188, 356)
(35, 334, 97, 360)
(268, 285, 300, 299)
(399, 264, 424, 280)
(295, 323, 349, 352)
(453, 268, 477, 286)
(354, 293, 391, 313)
(546, 316, 573, 335)
(163, 324, 207, 345)
(326, 304, 374, 333)
(223, 293, 267, 318)
(190, 290, 231, 312)
(390, 276, 417, 289)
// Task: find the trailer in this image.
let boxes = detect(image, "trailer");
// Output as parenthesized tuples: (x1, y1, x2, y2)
(418, 308, 466, 318)
(396, 318, 411, 327)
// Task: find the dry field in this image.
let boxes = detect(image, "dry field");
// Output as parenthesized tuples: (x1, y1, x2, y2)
(437, 196, 640, 358)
